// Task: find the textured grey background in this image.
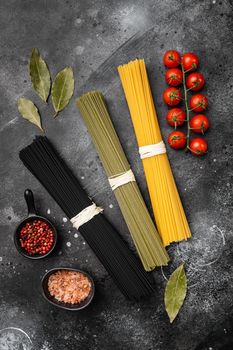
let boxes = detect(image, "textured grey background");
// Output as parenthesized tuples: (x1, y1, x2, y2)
(0, 0, 233, 349)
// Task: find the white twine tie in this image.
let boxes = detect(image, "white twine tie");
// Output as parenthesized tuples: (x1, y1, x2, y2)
(71, 203, 103, 230)
(108, 169, 136, 191)
(139, 141, 166, 159)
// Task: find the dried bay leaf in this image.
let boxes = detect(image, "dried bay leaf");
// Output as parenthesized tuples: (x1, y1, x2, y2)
(52, 67, 74, 117)
(164, 264, 187, 323)
(17, 98, 43, 132)
(29, 48, 51, 102)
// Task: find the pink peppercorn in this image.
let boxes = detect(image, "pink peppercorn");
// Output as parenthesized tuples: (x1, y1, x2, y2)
(19, 219, 54, 255)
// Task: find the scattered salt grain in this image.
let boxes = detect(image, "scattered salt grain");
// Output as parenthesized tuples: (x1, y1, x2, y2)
(47, 209, 51, 214)
(66, 242, 71, 247)
(41, 340, 52, 350)
(75, 18, 82, 25)
(74, 233, 78, 238)
(109, 204, 114, 208)
(63, 217, 68, 223)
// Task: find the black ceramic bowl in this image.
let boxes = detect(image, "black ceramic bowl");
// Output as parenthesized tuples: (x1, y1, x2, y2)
(41, 267, 95, 311)
(14, 189, 57, 260)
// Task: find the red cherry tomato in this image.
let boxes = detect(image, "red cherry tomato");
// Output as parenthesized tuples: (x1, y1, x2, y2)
(182, 53, 199, 71)
(163, 87, 182, 106)
(168, 130, 186, 149)
(165, 68, 183, 86)
(163, 50, 181, 68)
(190, 115, 210, 134)
(189, 94, 208, 112)
(189, 138, 208, 156)
(166, 108, 186, 127)
(186, 72, 205, 91)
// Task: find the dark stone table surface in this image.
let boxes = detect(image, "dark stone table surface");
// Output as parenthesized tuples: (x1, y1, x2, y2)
(0, 0, 233, 349)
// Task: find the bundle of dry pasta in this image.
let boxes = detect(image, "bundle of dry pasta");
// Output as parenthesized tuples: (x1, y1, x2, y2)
(118, 59, 191, 246)
(77, 91, 169, 271)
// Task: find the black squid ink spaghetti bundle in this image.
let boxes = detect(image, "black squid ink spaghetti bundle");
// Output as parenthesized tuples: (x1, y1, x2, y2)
(19, 136, 154, 300)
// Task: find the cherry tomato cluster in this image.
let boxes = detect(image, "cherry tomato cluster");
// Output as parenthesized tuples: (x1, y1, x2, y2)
(163, 50, 209, 156)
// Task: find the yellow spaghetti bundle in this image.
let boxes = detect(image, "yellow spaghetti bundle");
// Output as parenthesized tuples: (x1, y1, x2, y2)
(118, 59, 191, 246)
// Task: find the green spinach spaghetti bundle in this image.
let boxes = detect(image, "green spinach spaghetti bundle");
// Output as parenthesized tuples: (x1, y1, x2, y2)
(77, 91, 169, 271)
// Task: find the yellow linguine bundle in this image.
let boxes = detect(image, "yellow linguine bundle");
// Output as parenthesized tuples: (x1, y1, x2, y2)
(118, 59, 191, 246)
